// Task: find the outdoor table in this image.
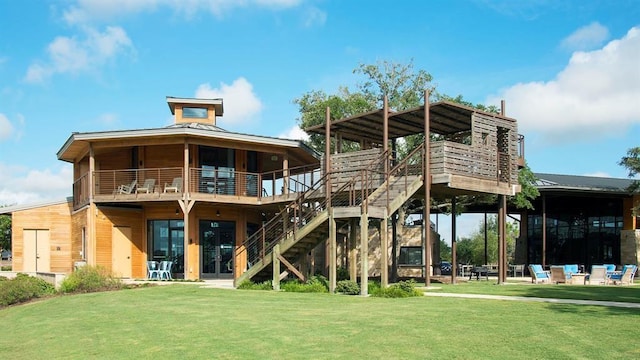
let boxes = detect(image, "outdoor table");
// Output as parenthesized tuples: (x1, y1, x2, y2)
(469, 266, 489, 281)
(571, 273, 587, 285)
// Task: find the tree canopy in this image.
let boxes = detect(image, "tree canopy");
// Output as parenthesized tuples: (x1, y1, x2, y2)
(0, 215, 10, 252)
(455, 215, 518, 265)
(619, 146, 640, 213)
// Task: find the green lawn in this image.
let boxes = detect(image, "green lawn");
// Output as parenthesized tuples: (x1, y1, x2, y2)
(1, 284, 639, 359)
(427, 280, 640, 303)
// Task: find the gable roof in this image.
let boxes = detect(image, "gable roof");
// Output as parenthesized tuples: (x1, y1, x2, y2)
(534, 173, 635, 194)
(0, 198, 72, 215)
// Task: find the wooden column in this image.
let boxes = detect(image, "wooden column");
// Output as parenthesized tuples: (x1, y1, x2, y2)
(349, 219, 358, 281)
(498, 194, 507, 284)
(391, 212, 398, 282)
(542, 194, 547, 268)
(451, 196, 457, 284)
(423, 90, 432, 286)
(360, 212, 368, 296)
(381, 209, 389, 288)
(183, 142, 191, 279)
(272, 244, 280, 291)
(325, 106, 331, 203)
(383, 96, 389, 210)
(88, 144, 96, 266)
(329, 209, 337, 293)
(283, 155, 289, 195)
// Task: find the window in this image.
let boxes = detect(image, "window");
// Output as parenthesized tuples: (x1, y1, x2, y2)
(399, 246, 423, 265)
(182, 107, 208, 119)
(81, 227, 86, 259)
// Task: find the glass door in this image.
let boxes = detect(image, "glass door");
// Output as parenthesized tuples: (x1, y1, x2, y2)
(147, 220, 184, 277)
(200, 220, 235, 278)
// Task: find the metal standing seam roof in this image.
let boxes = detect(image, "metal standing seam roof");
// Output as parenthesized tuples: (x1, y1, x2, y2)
(57, 122, 320, 162)
(534, 173, 635, 194)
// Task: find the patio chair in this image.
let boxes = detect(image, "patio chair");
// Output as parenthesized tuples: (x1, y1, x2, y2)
(528, 264, 550, 284)
(136, 179, 156, 194)
(607, 265, 637, 285)
(146, 261, 159, 279)
(158, 260, 173, 280)
(116, 179, 137, 194)
(550, 265, 572, 284)
(164, 177, 182, 193)
(586, 265, 607, 285)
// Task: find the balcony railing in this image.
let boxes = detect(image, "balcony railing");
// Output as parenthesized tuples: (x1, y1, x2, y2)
(74, 164, 321, 208)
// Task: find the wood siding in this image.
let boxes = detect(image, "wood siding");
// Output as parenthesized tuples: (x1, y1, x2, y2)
(95, 206, 144, 278)
(12, 202, 73, 273)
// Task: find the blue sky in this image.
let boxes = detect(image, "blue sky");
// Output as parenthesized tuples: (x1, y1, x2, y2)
(1, 0, 639, 240)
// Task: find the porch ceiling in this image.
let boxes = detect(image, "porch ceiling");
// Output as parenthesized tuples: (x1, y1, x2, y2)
(304, 101, 515, 145)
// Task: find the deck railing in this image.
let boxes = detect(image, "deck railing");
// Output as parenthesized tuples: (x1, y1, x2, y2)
(93, 167, 183, 197)
(72, 172, 90, 208)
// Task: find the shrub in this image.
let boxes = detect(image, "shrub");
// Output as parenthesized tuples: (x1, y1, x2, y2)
(372, 279, 422, 298)
(336, 266, 350, 281)
(60, 265, 122, 294)
(237, 280, 272, 290)
(1, 265, 12, 271)
(281, 276, 329, 293)
(0, 273, 55, 307)
(336, 280, 360, 295)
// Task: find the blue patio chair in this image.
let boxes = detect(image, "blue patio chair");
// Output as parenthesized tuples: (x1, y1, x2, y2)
(146, 261, 159, 280)
(607, 265, 637, 285)
(158, 261, 173, 280)
(529, 264, 550, 284)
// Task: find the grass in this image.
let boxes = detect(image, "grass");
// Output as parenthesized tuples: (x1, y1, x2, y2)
(427, 280, 640, 303)
(1, 284, 639, 359)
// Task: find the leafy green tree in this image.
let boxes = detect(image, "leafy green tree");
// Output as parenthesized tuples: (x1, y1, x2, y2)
(454, 215, 518, 265)
(619, 147, 640, 213)
(439, 239, 452, 262)
(0, 214, 11, 252)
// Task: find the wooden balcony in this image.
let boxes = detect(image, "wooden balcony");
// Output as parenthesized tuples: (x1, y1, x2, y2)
(73, 165, 321, 209)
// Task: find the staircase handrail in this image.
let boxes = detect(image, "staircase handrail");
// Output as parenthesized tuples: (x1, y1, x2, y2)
(239, 148, 391, 270)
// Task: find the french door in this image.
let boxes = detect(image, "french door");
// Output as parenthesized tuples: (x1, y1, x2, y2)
(200, 220, 235, 278)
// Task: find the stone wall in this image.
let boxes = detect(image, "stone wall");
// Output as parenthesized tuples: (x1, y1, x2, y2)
(620, 229, 640, 265)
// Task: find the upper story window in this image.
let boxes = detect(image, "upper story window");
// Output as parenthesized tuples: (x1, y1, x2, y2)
(183, 107, 208, 119)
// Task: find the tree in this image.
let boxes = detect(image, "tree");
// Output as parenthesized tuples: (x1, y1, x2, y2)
(619, 146, 640, 213)
(0, 214, 10, 252)
(455, 215, 518, 265)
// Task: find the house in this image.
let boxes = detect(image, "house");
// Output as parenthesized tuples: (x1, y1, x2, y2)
(516, 173, 640, 269)
(2, 93, 526, 292)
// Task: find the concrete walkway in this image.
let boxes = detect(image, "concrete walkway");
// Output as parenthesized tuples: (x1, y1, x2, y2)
(423, 292, 640, 309)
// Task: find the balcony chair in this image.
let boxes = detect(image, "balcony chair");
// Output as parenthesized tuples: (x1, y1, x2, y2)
(146, 261, 159, 280)
(164, 177, 182, 193)
(216, 167, 235, 195)
(136, 179, 156, 194)
(528, 264, 550, 284)
(607, 265, 637, 285)
(586, 265, 607, 285)
(116, 179, 137, 194)
(158, 261, 173, 280)
(550, 266, 572, 284)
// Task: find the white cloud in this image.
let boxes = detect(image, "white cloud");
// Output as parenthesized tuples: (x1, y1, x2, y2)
(25, 26, 134, 83)
(487, 26, 640, 143)
(278, 125, 309, 140)
(195, 78, 263, 126)
(0, 114, 14, 141)
(97, 113, 119, 127)
(561, 22, 610, 51)
(303, 6, 327, 28)
(63, 0, 303, 24)
(0, 164, 72, 206)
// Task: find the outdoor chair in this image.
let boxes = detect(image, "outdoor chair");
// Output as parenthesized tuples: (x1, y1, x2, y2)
(136, 179, 156, 194)
(528, 264, 550, 284)
(164, 177, 182, 193)
(116, 179, 137, 194)
(586, 265, 607, 285)
(550, 265, 572, 284)
(158, 260, 173, 280)
(146, 260, 159, 279)
(607, 265, 637, 285)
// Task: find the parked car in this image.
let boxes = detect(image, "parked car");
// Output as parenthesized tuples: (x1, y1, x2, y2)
(440, 261, 452, 275)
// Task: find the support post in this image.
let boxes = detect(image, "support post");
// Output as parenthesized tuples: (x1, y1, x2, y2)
(349, 219, 358, 281)
(329, 209, 337, 293)
(381, 209, 389, 288)
(272, 244, 281, 291)
(391, 212, 398, 282)
(360, 212, 369, 296)
(498, 194, 507, 284)
(542, 194, 547, 268)
(423, 90, 431, 286)
(451, 196, 457, 284)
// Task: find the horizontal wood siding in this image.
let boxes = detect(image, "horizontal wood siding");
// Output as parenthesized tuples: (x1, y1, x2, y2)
(71, 209, 88, 263)
(144, 144, 184, 169)
(325, 148, 384, 188)
(12, 202, 73, 273)
(95, 206, 144, 278)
